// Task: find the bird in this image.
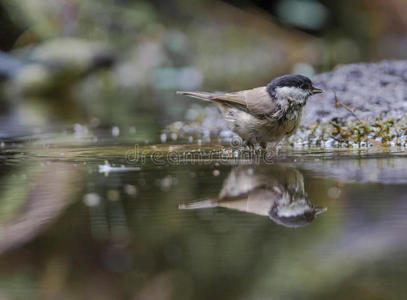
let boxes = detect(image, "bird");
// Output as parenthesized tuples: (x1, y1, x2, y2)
(177, 74, 323, 148)
(179, 165, 327, 228)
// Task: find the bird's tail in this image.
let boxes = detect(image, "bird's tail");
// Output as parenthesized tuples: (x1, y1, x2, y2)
(179, 199, 218, 210)
(176, 91, 218, 102)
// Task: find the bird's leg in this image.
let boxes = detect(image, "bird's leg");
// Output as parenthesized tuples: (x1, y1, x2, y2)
(260, 144, 277, 164)
(243, 140, 256, 153)
(259, 142, 268, 151)
(265, 143, 279, 156)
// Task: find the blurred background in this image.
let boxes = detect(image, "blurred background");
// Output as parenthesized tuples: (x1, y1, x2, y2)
(1, 1, 407, 299)
(0, 0, 407, 140)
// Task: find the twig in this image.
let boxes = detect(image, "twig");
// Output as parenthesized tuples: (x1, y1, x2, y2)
(334, 91, 361, 122)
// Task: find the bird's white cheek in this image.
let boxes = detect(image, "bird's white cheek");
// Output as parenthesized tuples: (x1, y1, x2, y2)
(276, 86, 308, 104)
(277, 202, 312, 217)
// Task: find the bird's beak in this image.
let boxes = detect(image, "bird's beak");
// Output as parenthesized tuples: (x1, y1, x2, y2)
(314, 207, 328, 216)
(311, 87, 324, 95)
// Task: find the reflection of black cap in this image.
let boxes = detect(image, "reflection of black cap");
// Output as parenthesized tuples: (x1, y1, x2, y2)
(268, 205, 327, 228)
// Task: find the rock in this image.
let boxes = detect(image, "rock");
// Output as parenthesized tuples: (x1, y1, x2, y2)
(303, 60, 407, 126)
(167, 60, 407, 147)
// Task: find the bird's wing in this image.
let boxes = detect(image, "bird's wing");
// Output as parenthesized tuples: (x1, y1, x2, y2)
(242, 87, 276, 116)
(177, 87, 275, 116)
(176, 90, 246, 108)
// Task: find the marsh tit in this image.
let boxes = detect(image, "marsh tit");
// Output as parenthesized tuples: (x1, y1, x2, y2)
(177, 74, 323, 148)
(179, 165, 326, 228)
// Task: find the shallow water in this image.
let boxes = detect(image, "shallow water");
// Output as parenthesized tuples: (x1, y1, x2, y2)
(0, 134, 406, 299)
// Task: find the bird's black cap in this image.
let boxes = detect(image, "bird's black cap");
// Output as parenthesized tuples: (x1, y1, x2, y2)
(268, 204, 327, 228)
(266, 74, 313, 97)
(268, 206, 315, 228)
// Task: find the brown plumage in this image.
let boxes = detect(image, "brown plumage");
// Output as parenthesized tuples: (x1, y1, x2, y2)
(177, 74, 323, 148)
(176, 87, 273, 115)
(179, 165, 327, 228)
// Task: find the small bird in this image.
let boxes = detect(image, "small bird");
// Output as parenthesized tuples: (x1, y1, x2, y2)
(177, 74, 323, 148)
(179, 165, 327, 228)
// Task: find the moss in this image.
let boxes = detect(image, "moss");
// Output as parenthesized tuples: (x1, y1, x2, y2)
(164, 103, 407, 149)
(287, 117, 407, 149)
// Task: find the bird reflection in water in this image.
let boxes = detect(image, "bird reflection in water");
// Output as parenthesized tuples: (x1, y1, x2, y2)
(180, 165, 327, 228)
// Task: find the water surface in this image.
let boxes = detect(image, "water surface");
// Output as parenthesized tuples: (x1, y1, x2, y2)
(0, 134, 406, 299)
